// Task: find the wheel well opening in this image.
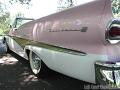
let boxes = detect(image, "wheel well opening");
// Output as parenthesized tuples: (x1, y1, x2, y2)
(25, 49, 30, 60)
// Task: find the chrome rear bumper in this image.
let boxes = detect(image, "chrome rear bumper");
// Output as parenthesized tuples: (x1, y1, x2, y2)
(95, 61, 120, 88)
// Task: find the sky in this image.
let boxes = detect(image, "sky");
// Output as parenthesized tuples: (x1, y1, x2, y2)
(1, 0, 95, 19)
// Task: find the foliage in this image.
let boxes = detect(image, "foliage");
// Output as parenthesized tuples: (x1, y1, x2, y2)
(0, 0, 31, 35)
(111, 0, 120, 17)
(57, 0, 76, 11)
(9, 0, 31, 5)
(0, 13, 10, 35)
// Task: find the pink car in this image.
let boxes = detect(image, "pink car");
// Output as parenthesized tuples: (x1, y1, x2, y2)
(4, 0, 120, 88)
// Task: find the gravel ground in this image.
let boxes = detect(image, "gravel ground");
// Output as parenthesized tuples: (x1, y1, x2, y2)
(0, 52, 92, 90)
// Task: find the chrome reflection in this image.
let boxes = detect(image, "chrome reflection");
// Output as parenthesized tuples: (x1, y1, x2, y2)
(95, 61, 120, 88)
(106, 18, 120, 44)
(101, 70, 114, 83)
(114, 70, 120, 86)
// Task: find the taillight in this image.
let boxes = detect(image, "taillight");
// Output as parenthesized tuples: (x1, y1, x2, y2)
(106, 19, 120, 41)
(109, 26, 120, 37)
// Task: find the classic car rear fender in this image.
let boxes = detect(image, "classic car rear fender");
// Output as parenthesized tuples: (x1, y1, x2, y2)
(24, 45, 44, 61)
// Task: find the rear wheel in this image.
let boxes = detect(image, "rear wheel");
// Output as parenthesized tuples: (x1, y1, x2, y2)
(29, 51, 49, 77)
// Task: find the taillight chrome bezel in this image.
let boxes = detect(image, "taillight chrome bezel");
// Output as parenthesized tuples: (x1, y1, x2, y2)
(106, 19, 120, 44)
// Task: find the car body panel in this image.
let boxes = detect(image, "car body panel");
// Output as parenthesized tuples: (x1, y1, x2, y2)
(5, 0, 120, 84)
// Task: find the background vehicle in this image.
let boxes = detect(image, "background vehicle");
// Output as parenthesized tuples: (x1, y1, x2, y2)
(0, 36, 7, 54)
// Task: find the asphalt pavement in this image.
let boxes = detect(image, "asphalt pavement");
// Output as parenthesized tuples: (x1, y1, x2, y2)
(0, 51, 91, 90)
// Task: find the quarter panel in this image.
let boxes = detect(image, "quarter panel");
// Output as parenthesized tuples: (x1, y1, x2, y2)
(35, 0, 107, 55)
(25, 45, 108, 83)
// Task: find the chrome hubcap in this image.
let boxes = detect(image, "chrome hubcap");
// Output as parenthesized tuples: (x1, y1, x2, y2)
(32, 54, 41, 70)
(30, 52, 41, 74)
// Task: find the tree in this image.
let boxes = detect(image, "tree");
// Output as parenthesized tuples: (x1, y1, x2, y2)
(9, 0, 31, 5)
(111, 0, 120, 17)
(57, 0, 76, 11)
(0, 12, 10, 35)
(0, 0, 31, 35)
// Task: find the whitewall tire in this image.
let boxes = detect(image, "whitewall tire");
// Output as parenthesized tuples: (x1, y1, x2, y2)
(29, 51, 41, 75)
(29, 51, 50, 77)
